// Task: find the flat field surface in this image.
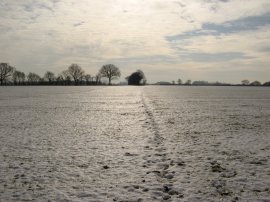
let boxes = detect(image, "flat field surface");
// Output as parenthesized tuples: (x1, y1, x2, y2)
(0, 86, 270, 201)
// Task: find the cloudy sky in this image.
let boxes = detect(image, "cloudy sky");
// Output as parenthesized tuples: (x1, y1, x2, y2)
(0, 0, 270, 83)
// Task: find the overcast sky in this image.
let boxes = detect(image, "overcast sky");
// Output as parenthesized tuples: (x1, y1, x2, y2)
(1, 0, 270, 83)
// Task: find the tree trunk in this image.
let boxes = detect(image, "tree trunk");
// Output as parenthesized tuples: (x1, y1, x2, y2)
(109, 77, 111, 85)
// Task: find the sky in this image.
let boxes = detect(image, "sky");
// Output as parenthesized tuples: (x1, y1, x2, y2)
(0, 0, 270, 84)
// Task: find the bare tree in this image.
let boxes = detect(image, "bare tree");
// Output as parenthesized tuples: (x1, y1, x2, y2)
(84, 74, 92, 84)
(0, 63, 15, 85)
(67, 64, 85, 84)
(18, 71, 25, 84)
(61, 70, 69, 80)
(250, 81, 261, 86)
(27, 72, 41, 84)
(185, 80, 191, 85)
(44, 71, 56, 84)
(13, 70, 25, 85)
(60, 70, 72, 85)
(13, 70, 20, 85)
(55, 75, 64, 85)
(241, 79, 250, 86)
(99, 64, 121, 85)
(95, 73, 101, 85)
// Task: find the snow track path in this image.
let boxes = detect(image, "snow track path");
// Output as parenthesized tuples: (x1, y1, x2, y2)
(140, 92, 185, 201)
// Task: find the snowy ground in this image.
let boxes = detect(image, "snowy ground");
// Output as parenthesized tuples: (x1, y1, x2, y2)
(0, 86, 269, 202)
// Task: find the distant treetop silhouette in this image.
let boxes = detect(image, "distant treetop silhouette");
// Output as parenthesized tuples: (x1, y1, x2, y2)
(126, 70, 146, 85)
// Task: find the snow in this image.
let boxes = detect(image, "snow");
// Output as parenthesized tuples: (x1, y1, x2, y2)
(0, 86, 270, 201)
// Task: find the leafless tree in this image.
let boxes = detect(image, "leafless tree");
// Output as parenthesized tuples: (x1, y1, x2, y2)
(13, 70, 25, 85)
(13, 70, 20, 85)
(95, 73, 101, 84)
(27, 72, 41, 84)
(18, 71, 25, 84)
(60, 70, 72, 85)
(0, 63, 15, 85)
(250, 81, 261, 86)
(99, 64, 121, 85)
(67, 64, 85, 84)
(44, 71, 56, 84)
(61, 70, 69, 80)
(84, 74, 92, 84)
(241, 79, 250, 85)
(185, 80, 191, 85)
(55, 75, 64, 85)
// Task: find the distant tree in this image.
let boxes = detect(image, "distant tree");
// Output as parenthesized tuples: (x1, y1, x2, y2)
(95, 73, 102, 85)
(60, 70, 72, 85)
(44, 71, 56, 84)
(126, 70, 146, 85)
(13, 70, 25, 85)
(192, 80, 209, 85)
(177, 78, 182, 85)
(99, 64, 121, 85)
(12, 70, 23, 85)
(18, 71, 25, 84)
(263, 81, 270, 86)
(172, 80, 175, 85)
(241, 79, 250, 85)
(185, 79, 191, 85)
(56, 75, 64, 85)
(27, 72, 41, 85)
(0, 63, 15, 85)
(61, 70, 69, 79)
(67, 64, 85, 85)
(84, 74, 92, 84)
(250, 81, 261, 86)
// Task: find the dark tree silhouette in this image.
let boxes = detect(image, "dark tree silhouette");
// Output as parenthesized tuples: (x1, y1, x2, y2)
(13, 70, 25, 85)
(27, 72, 41, 85)
(250, 81, 261, 86)
(55, 75, 64, 85)
(67, 64, 85, 85)
(84, 74, 92, 84)
(185, 80, 191, 85)
(241, 79, 250, 85)
(44, 71, 56, 84)
(99, 64, 121, 85)
(177, 78, 182, 85)
(126, 70, 146, 85)
(18, 71, 25, 84)
(263, 81, 270, 86)
(61, 70, 69, 79)
(95, 73, 102, 85)
(0, 63, 15, 85)
(60, 70, 72, 85)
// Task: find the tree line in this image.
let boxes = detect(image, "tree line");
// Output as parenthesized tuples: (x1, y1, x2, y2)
(160, 78, 270, 86)
(1, 62, 268, 86)
(0, 63, 122, 86)
(240, 79, 270, 86)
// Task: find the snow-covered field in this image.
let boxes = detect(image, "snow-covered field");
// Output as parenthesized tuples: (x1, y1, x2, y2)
(0, 86, 269, 202)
